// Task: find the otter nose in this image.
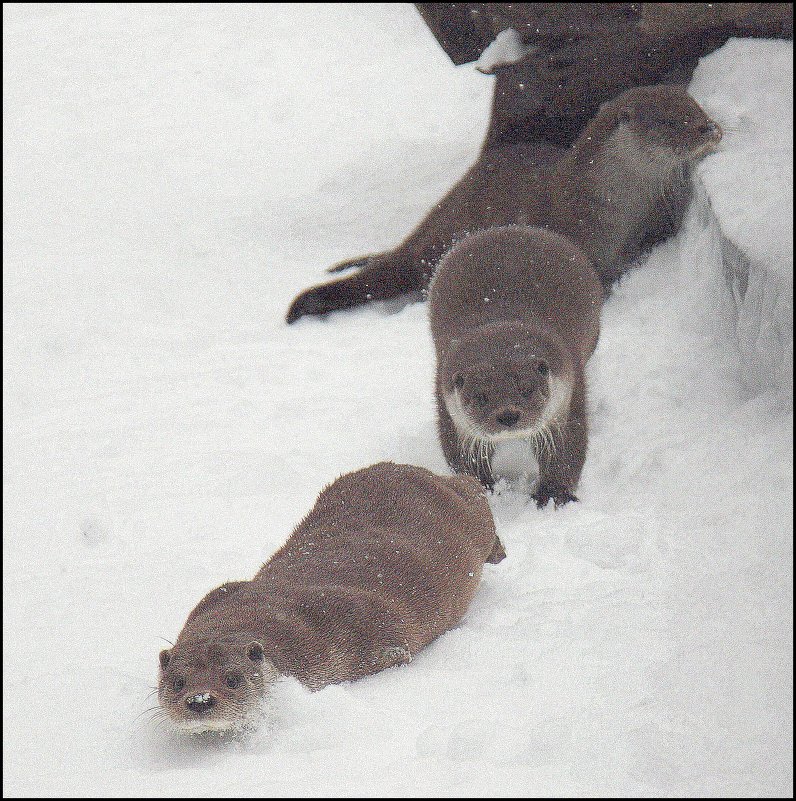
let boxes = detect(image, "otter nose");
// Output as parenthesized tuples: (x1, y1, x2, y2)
(186, 693, 217, 714)
(700, 121, 722, 141)
(496, 409, 521, 428)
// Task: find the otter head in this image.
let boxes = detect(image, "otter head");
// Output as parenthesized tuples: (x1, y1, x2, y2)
(158, 636, 278, 734)
(443, 325, 573, 442)
(612, 85, 722, 162)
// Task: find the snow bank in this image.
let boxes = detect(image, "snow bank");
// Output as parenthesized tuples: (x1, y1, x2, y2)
(689, 38, 794, 396)
(4, 5, 792, 797)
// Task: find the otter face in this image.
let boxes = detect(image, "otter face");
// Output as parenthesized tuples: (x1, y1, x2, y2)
(446, 354, 569, 441)
(617, 86, 722, 160)
(158, 637, 278, 734)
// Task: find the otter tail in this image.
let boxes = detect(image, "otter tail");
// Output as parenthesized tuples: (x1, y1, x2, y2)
(286, 251, 428, 324)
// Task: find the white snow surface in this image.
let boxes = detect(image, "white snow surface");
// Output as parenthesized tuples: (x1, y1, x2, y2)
(689, 38, 794, 395)
(690, 38, 793, 274)
(4, 4, 793, 797)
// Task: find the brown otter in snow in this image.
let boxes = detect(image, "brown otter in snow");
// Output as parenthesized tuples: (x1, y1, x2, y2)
(428, 226, 602, 507)
(157, 462, 504, 733)
(286, 85, 721, 323)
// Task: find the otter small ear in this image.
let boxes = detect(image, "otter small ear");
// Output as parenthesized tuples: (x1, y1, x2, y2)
(452, 372, 465, 390)
(246, 641, 264, 662)
(159, 649, 171, 671)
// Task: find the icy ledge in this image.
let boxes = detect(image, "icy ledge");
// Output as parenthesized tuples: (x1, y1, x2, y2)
(688, 38, 794, 396)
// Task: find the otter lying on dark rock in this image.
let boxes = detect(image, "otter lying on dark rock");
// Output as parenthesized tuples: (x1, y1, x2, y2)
(157, 462, 504, 733)
(286, 85, 721, 323)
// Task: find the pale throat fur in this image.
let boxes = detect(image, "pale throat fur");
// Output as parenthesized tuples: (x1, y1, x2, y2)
(444, 371, 574, 455)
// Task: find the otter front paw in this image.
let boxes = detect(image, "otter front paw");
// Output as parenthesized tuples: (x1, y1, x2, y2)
(533, 484, 578, 509)
(487, 536, 507, 564)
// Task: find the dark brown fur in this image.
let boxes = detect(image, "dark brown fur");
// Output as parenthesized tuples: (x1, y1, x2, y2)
(418, 3, 791, 148)
(286, 85, 720, 323)
(158, 462, 504, 731)
(428, 226, 603, 507)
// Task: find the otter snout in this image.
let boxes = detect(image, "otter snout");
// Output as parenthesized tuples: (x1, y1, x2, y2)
(495, 407, 522, 428)
(700, 120, 722, 143)
(186, 692, 217, 714)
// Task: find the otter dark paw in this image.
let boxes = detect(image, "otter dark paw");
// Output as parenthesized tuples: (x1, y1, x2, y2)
(487, 536, 507, 564)
(286, 284, 350, 324)
(533, 484, 578, 509)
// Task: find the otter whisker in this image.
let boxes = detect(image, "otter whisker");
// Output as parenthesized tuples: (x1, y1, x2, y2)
(534, 430, 546, 463)
(462, 433, 475, 470)
(133, 706, 168, 726)
(532, 428, 550, 464)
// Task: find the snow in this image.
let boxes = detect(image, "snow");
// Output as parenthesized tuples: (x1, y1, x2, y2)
(475, 28, 534, 74)
(690, 38, 793, 274)
(4, 4, 793, 797)
(688, 38, 794, 395)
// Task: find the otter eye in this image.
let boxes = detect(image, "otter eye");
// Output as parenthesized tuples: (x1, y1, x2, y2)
(537, 361, 549, 377)
(453, 373, 465, 390)
(172, 677, 185, 693)
(520, 388, 534, 399)
(225, 673, 243, 689)
(474, 392, 488, 408)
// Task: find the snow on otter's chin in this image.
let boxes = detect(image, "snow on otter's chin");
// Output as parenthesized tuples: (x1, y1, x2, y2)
(491, 439, 540, 492)
(171, 718, 238, 735)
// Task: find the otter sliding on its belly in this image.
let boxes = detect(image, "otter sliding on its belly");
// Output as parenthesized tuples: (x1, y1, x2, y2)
(428, 226, 603, 507)
(286, 85, 721, 323)
(157, 462, 504, 734)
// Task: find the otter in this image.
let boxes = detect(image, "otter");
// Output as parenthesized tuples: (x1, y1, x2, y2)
(286, 85, 721, 323)
(157, 462, 505, 733)
(428, 226, 603, 507)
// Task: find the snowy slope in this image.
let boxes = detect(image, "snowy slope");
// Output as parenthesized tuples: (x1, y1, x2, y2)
(4, 4, 793, 797)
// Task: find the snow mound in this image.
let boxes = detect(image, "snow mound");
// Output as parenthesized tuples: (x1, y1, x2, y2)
(689, 38, 794, 396)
